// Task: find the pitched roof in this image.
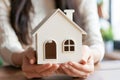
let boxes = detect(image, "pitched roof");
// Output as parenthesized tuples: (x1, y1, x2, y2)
(32, 9, 87, 36)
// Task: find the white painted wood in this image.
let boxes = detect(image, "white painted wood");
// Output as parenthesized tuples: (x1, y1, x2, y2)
(64, 9, 75, 21)
(37, 12, 82, 64)
(32, 9, 86, 64)
(32, 9, 87, 36)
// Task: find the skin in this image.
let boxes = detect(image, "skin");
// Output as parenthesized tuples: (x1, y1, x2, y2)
(12, 48, 59, 79)
(11, 45, 101, 78)
(58, 45, 95, 78)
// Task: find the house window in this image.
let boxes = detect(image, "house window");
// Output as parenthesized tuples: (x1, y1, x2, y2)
(63, 40, 75, 52)
(44, 40, 57, 59)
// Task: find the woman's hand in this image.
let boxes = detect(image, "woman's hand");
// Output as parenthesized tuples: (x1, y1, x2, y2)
(21, 48, 59, 79)
(59, 45, 94, 78)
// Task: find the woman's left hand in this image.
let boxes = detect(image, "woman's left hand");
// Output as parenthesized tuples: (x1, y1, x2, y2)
(58, 45, 94, 78)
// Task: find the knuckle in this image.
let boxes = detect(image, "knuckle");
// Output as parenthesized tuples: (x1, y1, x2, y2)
(28, 47, 33, 51)
(27, 48, 34, 54)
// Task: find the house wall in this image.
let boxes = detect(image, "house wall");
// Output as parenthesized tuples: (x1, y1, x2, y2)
(37, 13, 83, 64)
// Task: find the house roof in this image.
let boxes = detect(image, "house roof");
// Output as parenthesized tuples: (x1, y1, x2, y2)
(32, 9, 87, 36)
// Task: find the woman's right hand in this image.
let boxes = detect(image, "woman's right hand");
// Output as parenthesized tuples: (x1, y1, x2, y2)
(21, 48, 59, 79)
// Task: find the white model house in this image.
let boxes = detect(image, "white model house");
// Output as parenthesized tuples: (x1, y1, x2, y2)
(32, 9, 87, 64)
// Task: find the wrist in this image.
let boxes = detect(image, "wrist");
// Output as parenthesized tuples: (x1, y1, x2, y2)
(11, 51, 24, 67)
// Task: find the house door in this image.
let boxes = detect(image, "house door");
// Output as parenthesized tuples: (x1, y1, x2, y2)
(44, 40, 56, 59)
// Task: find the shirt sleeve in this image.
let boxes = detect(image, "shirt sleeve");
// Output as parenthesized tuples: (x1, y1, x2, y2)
(0, 0, 24, 65)
(77, 0, 105, 61)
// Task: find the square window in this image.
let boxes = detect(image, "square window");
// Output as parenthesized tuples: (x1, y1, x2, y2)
(64, 46, 69, 51)
(70, 46, 75, 51)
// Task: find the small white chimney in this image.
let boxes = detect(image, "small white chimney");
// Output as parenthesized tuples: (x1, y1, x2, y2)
(64, 9, 75, 21)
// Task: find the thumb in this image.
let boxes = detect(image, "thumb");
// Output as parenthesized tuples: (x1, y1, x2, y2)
(80, 45, 91, 65)
(26, 47, 36, 64)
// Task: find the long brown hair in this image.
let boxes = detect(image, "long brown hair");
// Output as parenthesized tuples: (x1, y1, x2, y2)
(10, 0, 82, 45)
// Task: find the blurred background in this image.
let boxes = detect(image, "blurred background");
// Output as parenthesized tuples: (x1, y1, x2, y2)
(0, 0, 120, 66)
(97, 0, 120, 60)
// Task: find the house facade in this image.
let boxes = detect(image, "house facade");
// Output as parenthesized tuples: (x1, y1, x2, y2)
(32, 9, 86, 64)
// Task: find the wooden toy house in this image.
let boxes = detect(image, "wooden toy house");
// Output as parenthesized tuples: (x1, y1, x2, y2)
(32, 9, 87, 64)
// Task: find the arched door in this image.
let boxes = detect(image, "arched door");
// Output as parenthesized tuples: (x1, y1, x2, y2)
(44, 40, 57, 59)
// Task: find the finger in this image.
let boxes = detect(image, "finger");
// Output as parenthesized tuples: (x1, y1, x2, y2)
(68, 62, 93, 73)
(56, 63, 66, 74)
(68, 65, 89, 78)
(87, 57, 94, 73)
(24, 72, 43, 79)
(26, 47, 36, 64)
(80, 45, 91, 64)
(57, 66, 66, 74)
(35, 63, 53, 73)
(22, 55, 33, 72)
(61, 64, 89, 78)
(43, 64, 59, 73)
(39, 64, 59, 76)
(61, 64, 76, 77)
(23, 63, 52, 73)
(88, 56, 94, 65)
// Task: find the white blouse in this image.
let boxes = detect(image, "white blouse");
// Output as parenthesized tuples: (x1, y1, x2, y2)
(0, 0, 104, 65)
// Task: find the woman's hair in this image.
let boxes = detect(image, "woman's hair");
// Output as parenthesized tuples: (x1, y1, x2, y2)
(10, 0, 33, 45)
(10, 0, 82, 45)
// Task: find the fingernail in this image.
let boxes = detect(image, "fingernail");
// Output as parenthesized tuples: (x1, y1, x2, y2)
(80, 59, 86, 65)
(30, 59, 34, 64)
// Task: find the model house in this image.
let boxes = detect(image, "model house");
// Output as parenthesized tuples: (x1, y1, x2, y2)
(32, 9, 87, 64)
